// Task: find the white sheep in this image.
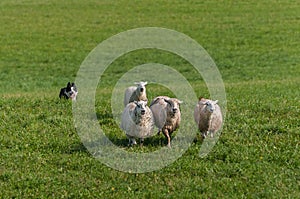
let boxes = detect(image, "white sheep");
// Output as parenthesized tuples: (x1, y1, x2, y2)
(194, 97, 223, 138)
(120, 100, 154, 146)
(150, 96, 182, 147)
(123, 81, 148, 107)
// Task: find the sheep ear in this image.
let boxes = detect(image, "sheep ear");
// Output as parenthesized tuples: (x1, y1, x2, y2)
(164, 99, 172, 105)
(135, 81, 147, 86)
(214, 100, 218, 104)
(178, 100, 183, 104)
(199, 101, 206, 105)
(149, 98, 159, 107)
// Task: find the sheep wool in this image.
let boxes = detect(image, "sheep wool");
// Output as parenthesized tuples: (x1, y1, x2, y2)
(194, 97, 223, 138)
(150, 96, 182, 147)
(121, 100, 154, 145)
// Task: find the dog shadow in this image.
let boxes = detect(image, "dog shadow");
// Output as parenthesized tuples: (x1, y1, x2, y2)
(65, 142, 90, 154)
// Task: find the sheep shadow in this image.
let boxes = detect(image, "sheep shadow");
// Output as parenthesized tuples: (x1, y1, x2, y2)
(91, 112, 202, 149)
(106, 131, 171, 148)
(95, 111, 170, 148)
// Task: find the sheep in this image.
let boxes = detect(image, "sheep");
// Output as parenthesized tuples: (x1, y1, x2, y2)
(123, 81, 148, 107)
(149, 96, 182, 147)
(193, 97, 223, 138)
(120, 100, 154, 146)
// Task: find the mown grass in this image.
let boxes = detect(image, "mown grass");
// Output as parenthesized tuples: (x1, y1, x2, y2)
(1, 0, 299, 198)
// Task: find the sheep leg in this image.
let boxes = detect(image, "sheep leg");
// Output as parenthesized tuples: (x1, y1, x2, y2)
(126, 134, 137, 146)
(157, 129, 162, 135)
(201, 131, 208, 139)
(131, 138, 137, 145)
(140, 138, 144, 147)
(208, 130, 215, 138)
(163, 129, 171, 148)
(127, 139, 132, 146)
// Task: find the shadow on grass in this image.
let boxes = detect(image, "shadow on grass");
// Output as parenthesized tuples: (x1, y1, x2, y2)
(65, 143, 90, 154)
(107, 133, 170, 148)
(95, 111, 171, 148)
(88, 111, 203, 151)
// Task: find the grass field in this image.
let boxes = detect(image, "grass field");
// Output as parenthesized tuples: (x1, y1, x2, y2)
(1, 0, 299, 198)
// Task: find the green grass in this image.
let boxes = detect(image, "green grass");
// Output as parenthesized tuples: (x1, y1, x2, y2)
(1, 0, 300, 198)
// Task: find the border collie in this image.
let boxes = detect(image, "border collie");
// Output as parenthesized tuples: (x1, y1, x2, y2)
(59, 82, 78, 101)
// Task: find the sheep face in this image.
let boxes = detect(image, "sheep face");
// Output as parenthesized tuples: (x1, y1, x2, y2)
(164, 98, 182, 115)
(124, 81, 148, 106)
(201, 100, 218, 113)
(134, 100, 147, 116)
(135, 81, 147, 93)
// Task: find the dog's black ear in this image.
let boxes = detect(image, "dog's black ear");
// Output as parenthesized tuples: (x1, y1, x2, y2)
(67, 82, 71, 87)
(71, 82, 75, 86)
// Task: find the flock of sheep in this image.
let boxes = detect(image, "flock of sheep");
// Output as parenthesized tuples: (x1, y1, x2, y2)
(120, 81, 223, 147)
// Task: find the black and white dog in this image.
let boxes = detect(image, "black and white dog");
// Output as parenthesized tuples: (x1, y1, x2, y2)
(59, 82, 78, 101)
